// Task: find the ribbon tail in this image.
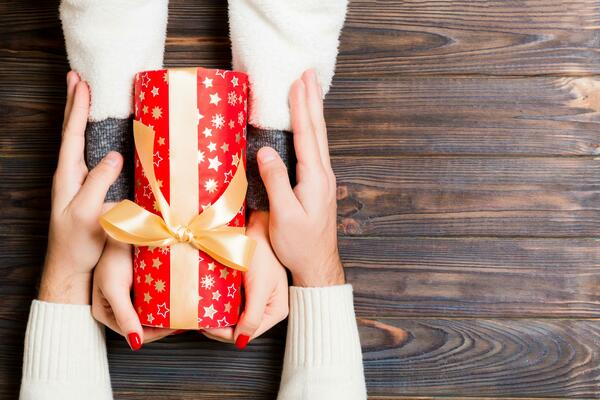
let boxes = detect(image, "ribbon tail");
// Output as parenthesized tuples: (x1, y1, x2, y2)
(192, 229, 256, 272)
(100, 200, 176, 247)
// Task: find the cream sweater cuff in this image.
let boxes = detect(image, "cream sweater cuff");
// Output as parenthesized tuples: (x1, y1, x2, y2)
(59, 0, 168, 121)
(20, 300, 112, 400)
(278, 285, 367, 400)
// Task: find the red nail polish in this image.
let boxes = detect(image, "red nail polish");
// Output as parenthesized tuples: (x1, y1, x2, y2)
(127, 332, 142, 351)
(235, 334, 250, 350)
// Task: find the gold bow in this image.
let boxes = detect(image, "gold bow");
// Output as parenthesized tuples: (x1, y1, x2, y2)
(100, 120, 255, 272)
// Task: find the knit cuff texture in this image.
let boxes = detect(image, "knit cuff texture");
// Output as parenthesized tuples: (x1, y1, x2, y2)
(85, 118, 133, 202)
(246, 126, 296, 210)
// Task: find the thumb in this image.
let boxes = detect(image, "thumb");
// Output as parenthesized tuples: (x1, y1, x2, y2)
(257, 147, 298, 214)
(73, 151, 123, 212)
(233, 288, 269, 350)
(106, 285, 144, 351)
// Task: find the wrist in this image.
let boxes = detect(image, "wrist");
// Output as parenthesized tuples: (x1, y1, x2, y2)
(291, 258, 345, 288)
(39, 265, 92, 305)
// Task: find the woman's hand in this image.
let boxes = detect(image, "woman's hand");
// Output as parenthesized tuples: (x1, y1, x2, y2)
(92, 238, 174, 351)
(203, 210, 289, 349)
(257, 69, 345, 288)
(39, 71, 123, 304)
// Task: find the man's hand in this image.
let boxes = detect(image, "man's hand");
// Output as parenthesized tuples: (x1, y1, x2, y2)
(39, 71, 123, 304)
(257, 69, 345, 288)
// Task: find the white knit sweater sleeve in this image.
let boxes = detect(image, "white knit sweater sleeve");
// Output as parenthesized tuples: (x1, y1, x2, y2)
(278, 285, 367, 400)
(228, 0, 348, 131)
(19, 300, 112, 400)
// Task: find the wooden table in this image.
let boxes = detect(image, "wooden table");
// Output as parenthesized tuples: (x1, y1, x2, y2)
(1, 0, 599, 398)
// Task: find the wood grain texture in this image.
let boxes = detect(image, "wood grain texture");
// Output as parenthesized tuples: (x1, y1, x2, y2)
(341, 237, 600, 318)
(111, 319, 600, 399)
(339, 0, 600, 77)
(335, 156, 600, 237)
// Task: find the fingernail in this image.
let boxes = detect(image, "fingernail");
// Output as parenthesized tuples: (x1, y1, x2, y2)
(104, 151, 120, 166)
(258, 147, 277, 164)
(235, 334, 250, 350)
(127, 332, 142, 351)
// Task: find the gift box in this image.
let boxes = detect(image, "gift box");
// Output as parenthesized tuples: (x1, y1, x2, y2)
(101, 67, 255, 329)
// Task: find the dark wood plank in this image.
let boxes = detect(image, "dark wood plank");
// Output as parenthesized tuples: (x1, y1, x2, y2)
(3, 156, 600, 237)
(6, 76, 600, 158)
(5, 318, 596, 399)
(338, 0, 600, 77)
(326, 77, 600, 157)
(166, 0, 600, 77)
(335, 156, 600, 237)
(340, 237, 600, 318)
(67, 319, 600, 399)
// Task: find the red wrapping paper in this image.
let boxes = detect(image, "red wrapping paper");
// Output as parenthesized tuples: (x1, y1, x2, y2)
(132, 68, 248, 329)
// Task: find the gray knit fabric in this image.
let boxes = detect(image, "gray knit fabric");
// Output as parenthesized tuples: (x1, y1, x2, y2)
(85, 118, 133, 202)
(246, 126, 296, 210)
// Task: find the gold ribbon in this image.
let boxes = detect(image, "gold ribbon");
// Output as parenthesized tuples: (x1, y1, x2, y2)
(100, 120, 255, 272)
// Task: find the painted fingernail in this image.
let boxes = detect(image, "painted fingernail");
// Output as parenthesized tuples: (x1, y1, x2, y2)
(235, 334, 250, 350)
(127, 332, 142, 351)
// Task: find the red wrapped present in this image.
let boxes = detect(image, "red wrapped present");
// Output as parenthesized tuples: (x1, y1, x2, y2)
(100, 67, 255, 329)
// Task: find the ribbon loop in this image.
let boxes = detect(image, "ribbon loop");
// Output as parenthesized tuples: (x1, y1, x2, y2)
(100, 120, 255, 272)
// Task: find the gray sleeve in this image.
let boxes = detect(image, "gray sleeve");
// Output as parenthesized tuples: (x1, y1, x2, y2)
(246, 126, 296, 211)
(85, 118, 133, 202)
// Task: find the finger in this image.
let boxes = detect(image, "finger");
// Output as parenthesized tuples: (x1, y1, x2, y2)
(233, 283, 271, 349)
(72, 151, 122, 213)
(201, 327, 234, 343)
(302, 69, 330, 169)
(257, 147, 300, 215)
(63, 71, 80, 130)
(289, 78, 324, 175)
(249, 279, 289, 339)
(142, 327, 177, 343)
(97, 239, 144, 350)
(58, 80, 90, 172)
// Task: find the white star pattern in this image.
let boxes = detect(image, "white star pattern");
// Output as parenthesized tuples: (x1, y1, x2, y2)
(203, 304, 217, 319)
(203, 128, 213, 138)
(223, 170, 233, 184)
(202, 77, 213, 88)
(207, 142, 217, 152)
(227, 284, 237, 298)
(228, 91, 238, 106)
(231, 153, 240, 167)
(147, 313, 155, 323)
(211, 113, 225, 129)
(216, 70, 227, 79)
(157, 303, 169, 318)
(204, 178, 218, 193)
(153, 152, 163, 167)
(212, 290, 222, 301)
(197, 150, 205, 163)
(208, 156, 222, 171)
(217, 317, 228, 327)
(209, 92, 222, 105)
(141, 73, 150, 87)
(200, 274, 215, 290)
(207, 262, 216, 271)
(228, 120, 235, 129)
(231, 76, 239, 87)
(238, 111, 244, 125)
(151, 86, 159, 97)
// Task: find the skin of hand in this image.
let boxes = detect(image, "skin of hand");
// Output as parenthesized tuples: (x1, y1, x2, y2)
(92, 238, 175, 351)
(257, 69, 345, 288)
(201, 210, 289, 349)
(39, 71, 124, 305)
